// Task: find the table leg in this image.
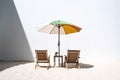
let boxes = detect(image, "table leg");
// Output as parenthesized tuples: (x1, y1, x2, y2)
(54, 56, 55, 67)
(61, 56, 63, 67)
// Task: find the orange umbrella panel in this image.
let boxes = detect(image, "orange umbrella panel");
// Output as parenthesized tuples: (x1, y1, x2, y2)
(61, 24, 81, 34)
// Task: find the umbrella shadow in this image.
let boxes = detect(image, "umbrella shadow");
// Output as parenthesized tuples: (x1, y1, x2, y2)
(80, 63, 94, 69)
(0, 61, 32, 71)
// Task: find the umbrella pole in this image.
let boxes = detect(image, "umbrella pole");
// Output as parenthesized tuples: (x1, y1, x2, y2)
(58, 24, 60, 66)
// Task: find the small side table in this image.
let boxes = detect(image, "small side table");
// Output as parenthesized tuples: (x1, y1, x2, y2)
(54, 55, 63, 67)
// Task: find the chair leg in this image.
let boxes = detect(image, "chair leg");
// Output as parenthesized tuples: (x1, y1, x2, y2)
(64, 61, 68, 68)
(47, 62, 50, 70)
(47, 64, 49, 70)
(66, 63, 69, 69)
(77, 63, 80, 68)
(35, 62, 38, 69)
(35, 64, 36, 69)
(76, 63, 80, 69)
(64, 61, 65, 67)
(78, 64, 80, 68)
(35, 63, 37, 69)
(78, 61, 80, 69)
(64, 63, 66, 68)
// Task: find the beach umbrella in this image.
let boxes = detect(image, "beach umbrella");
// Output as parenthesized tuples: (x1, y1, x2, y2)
(38, 20, 82, 66)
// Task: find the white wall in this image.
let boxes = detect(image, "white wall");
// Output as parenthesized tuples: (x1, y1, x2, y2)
(0, 0, 34, 61)
(0, 0, 120, 63)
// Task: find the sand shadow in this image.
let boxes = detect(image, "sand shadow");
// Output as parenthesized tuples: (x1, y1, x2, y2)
(52, 63, 94, 69)
(80, 63, 94, 69)
(0, 61, 33, 71)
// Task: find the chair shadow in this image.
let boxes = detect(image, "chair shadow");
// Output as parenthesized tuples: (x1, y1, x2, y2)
(80, 63, 94, 69)
(55, 63, 94, 69)
(0, 61, 33, 71)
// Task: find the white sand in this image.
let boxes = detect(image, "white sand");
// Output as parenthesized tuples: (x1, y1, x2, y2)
(0, 59, 120, 80)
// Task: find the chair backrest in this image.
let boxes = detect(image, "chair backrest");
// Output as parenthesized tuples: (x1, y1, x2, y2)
(35, 50, 48, 60)
(67, 50, 80, 62)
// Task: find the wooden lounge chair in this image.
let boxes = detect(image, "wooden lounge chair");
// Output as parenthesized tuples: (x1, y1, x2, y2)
(35, 50, 50, 69)
(64, 50, 80, 69)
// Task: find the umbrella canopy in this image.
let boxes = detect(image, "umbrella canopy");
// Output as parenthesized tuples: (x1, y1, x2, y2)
(39, 20, 81, 35)
(38, 20, 82, 66)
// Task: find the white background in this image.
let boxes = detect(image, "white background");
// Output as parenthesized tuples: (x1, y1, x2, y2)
(13, 0, 120, 63)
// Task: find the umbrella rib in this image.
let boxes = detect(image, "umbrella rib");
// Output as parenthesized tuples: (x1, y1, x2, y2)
(38, 24, 54, 33)
(38, 26, 46, 31)
(49, 24, 57, 34)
